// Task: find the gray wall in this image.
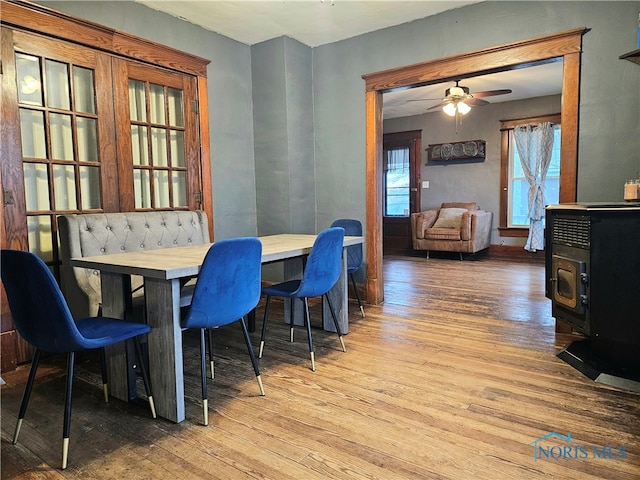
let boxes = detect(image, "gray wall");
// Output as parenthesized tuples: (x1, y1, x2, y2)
(384, 95, 562, 246)
(252, 37, 316, 236)
(39, 1, 640, 250)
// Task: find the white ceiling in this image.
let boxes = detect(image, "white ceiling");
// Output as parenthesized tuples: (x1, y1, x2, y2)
(136, 0, 482, 47)
(135, 0, 563, 119)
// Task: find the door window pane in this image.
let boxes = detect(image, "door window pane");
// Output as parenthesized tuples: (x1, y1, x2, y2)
(16, 53, 43, 106)
(129, 80, 146, 122)
(23, 163, 50, 211)
(72, 66, 95, 114)
(168, 88, 183, 127)
(131, 125, 149, 165)
(49, 113, 73, 160)
(45, 59, 71, 110)
(172, 171, 187, 207)
(53, 164, 77, 210)
(19, 109, 47, 158)
(79, 166, 102, 209)
(171, 130, 185, 167)
(77, 117, 98, 162)
(154, 170, 170, 208)
(134, 169, 151, 208)
(27, 215, 53, 262)
(149, 84, 165, 124)
(151, 127, 168, 166)
(384, 147, 410, 216)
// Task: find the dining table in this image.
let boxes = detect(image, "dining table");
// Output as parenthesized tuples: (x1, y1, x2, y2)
(71, 233, 363, 423)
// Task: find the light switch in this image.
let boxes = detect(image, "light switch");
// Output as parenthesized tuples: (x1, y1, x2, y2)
(422, 181, 429, 189)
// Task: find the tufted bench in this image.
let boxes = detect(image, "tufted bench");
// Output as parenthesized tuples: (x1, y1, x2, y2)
(58, 210, 210, 319)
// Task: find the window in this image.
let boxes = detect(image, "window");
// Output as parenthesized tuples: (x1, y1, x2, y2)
(499, 113, 561, 235)
(508, 125, 561, 227)
(384, 147, 410, 216)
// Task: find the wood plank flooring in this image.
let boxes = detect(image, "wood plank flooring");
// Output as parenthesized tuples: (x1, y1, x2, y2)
(1, 255, 639, 479)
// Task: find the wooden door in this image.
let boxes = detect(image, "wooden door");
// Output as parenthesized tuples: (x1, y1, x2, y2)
(112, 59, 202, 212)
(382, 131, 421, 254)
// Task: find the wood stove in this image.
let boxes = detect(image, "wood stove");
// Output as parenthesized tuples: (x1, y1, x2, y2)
(545, 203, 640, 378)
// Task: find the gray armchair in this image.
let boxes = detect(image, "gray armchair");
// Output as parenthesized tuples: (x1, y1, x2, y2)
(411, 202, 492, 259)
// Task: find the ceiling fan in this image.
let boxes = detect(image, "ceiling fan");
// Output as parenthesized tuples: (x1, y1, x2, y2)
(411, 81, 512, 116)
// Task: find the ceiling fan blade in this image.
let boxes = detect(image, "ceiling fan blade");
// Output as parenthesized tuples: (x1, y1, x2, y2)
(406, 97, 443, 102)
(472, 89, 512, 98)
(465, 97, 489, 106)
(427, 100, 449, 110)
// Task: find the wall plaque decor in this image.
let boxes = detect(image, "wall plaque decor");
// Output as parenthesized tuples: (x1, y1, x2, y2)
(427, 139, 486, 162)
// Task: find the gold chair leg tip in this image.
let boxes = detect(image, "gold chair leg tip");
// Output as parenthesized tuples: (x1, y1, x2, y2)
(62, 437, 69, 470)
(148, 396, 157, 419)
(257, 375, 265, 396)
(13, 419, 23, 444)
(203, 399, 208, 426)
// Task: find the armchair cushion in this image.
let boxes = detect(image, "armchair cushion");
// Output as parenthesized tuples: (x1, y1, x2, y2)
(432, 208, 468, 229)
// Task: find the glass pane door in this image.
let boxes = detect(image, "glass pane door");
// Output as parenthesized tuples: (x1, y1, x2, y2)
(12, 39, 110, 273)
(126, 73, 190, 210)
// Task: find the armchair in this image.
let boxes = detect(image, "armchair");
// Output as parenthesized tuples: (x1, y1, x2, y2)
(411, 202, 492, 259)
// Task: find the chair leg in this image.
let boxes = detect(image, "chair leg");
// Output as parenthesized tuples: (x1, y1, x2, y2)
(324, 294, 347, 353)
(199, 328, 208, 426)
(259, 296, 271, 358)
(133, 337, 156, 419)
(459, 252, 463, 261)
(13, 349, 42, 445)
(350, 272, 365, 318)
(207, 329, 215, 379)
(289, 298, 295, 343)
(61, 352, 75, 470)
(239, 317, 265, 396)
(303, 298, 315, 371)
(100, 348, 109, 403)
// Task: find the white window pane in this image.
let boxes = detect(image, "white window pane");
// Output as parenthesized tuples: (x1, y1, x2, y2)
(50, 113, 73, 160)
(151, 127, 168, 167)
(53, 164, 77, 210)
(154, 170, 170, 208)
(45, 60, 70, 110)
(19, 109, 47, 158)
(168, 88, 183, 127)
(23, 163, 50, 211)
(172, 171, 187, 207)
(79, 166, 102, 209)
(129, 80, 146, 122)
(73, 66, 95, 114)
(16, 53, 43, 106)
(149, 84, 165, 124)
(131, 125, 149, 166)
(170, 130, 185, 167)
(27, 215, 53, 262)
(134, 169, 151, 209)
(77, 117, 98, 162)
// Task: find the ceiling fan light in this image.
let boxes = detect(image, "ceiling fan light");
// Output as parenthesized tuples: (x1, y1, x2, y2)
(458, 101, 471, 115)
(449, 86, 465, 97)
(442, 103, 456, 116)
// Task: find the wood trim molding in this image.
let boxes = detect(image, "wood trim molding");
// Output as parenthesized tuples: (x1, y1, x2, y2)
(1, 0, 210, 77)
(362, 27, 586, 92)
(363, 28, 587, 306)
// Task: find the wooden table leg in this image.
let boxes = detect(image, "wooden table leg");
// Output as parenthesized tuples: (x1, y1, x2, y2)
(144, 277, 185, 423)
(323, 251, 349, 334)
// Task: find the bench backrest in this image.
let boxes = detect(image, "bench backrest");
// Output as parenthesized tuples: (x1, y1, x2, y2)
(58, 211, 210, 318)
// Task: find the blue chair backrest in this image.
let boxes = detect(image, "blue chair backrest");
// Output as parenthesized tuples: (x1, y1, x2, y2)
(181, 237, 262, 329)
(296, 227, 345, 298)
(330, 219, 362, 272)
(1, 249, 90, 353)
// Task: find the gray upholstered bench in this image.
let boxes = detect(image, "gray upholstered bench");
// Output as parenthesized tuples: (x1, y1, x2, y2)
(58, 210, 210, 319)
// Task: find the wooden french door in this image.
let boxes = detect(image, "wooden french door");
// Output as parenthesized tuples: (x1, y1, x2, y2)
(1, 25, 204, 370)
(382, 130, 422, 254)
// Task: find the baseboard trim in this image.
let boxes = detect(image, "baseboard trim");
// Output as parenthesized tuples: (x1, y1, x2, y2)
(488, 244, 545, 263)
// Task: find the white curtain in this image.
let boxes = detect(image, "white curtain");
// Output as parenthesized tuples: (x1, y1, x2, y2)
(385, 147, 409, 172)
(513, 122, 555, 251)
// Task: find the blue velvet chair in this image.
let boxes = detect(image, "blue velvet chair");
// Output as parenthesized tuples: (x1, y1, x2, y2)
(180, 237, 265, 426)
(0, 249, 155, 470)
(330, 219, 365, 318)
(259, 227, 347, 371)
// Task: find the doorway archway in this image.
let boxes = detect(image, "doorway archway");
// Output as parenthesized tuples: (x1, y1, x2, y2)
(362, 28, 587, 305)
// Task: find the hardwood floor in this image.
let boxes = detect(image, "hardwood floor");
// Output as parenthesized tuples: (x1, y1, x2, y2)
(1, 255, 639, 479)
